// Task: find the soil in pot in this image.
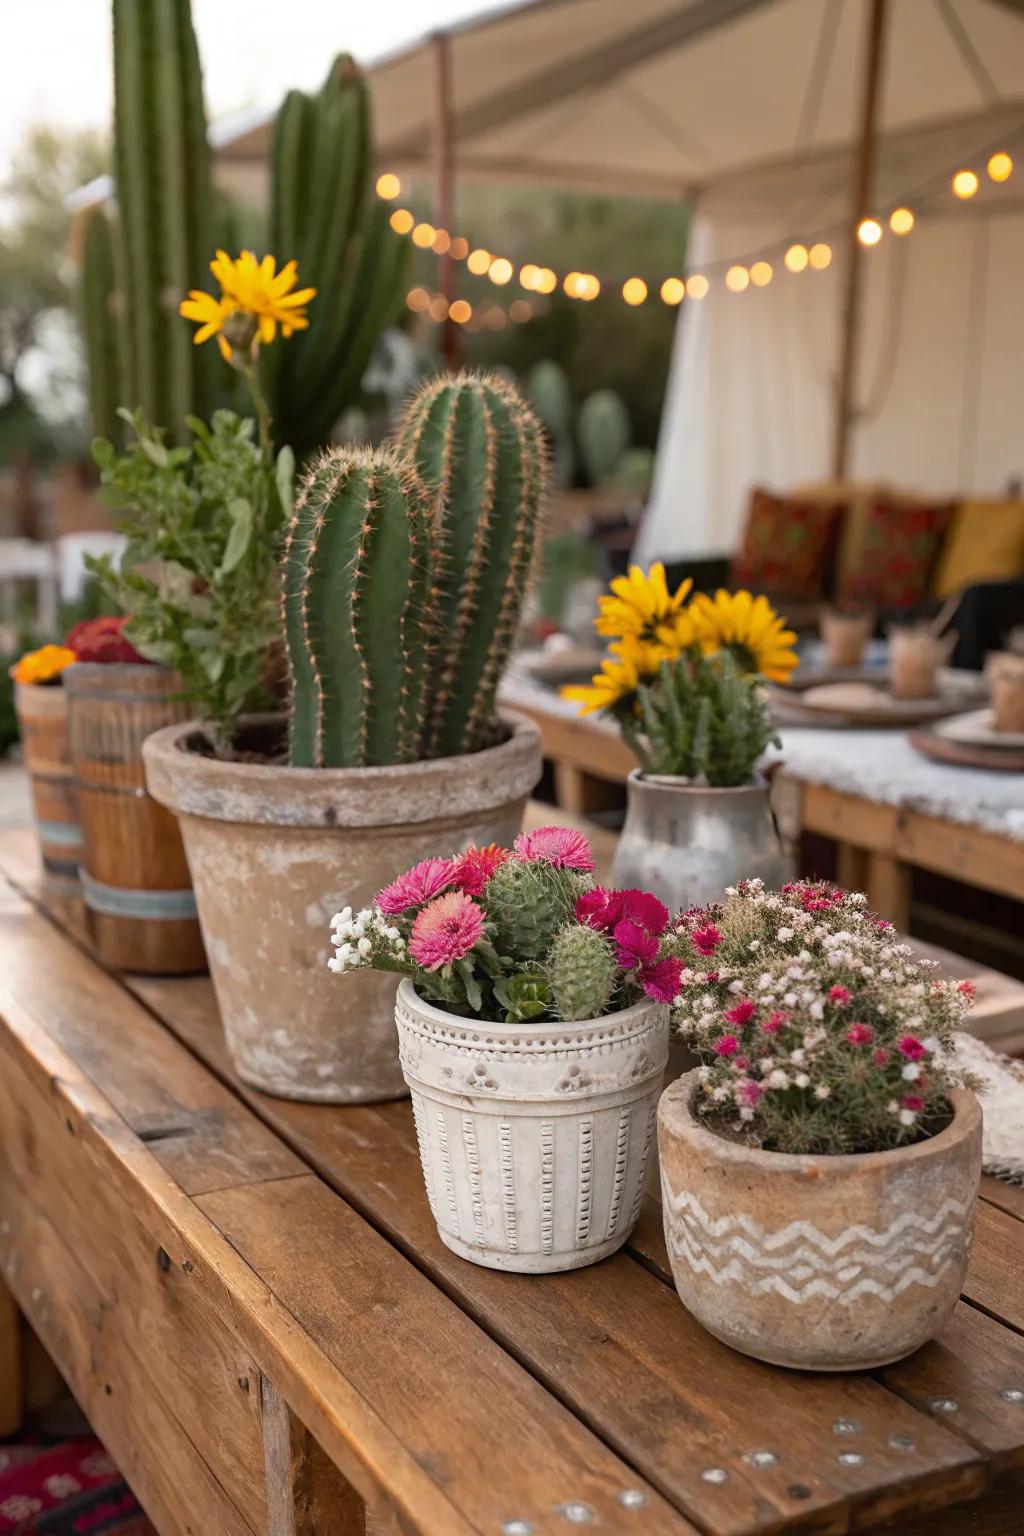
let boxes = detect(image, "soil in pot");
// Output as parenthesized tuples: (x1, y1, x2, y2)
(658, 1070, 982, 1370)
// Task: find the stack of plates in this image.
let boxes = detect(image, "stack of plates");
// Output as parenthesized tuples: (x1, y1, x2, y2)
(910, 709, 1024, 771)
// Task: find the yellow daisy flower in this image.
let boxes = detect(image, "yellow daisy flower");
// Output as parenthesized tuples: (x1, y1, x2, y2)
(690, 589, 799, 683)
(562, 636, 663, 716)
(595, 563, 695, 652)
(10, 644, 76, 686)
(180, 250, 316, 361)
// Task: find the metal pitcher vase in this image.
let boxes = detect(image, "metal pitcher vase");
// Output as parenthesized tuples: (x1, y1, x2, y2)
(612, 770, 792, 911)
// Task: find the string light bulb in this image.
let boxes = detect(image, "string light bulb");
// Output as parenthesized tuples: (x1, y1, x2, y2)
(389, 209, 414, 235)
(660, 277, 685, 304)
(375, 173, 401, 200)
(750, 261, 772, 287)
(857, 218, 882, 246)
(488, 256, 513, 285)
(432, 229, 451, 254)
(809, 243, 832, 269)
(889, 208, 914, 235)
(449, 299, 472, 324)
(519, 263, 540, 290)
(406, 287, 430, 313)
(466, 247, 491, 275)
(784, 244, 809, 273)
(686, 274, 708, 299)
(412, 222, 436, 248)
(450, 236, 469, 260)
(427, 294, 448, 322)
(622, 277, 648, 305)
(535, 268, 557, 294)
(952, 169, 979, 199)
(725, 265, 750, 292)
(988, 152, 1013, 183)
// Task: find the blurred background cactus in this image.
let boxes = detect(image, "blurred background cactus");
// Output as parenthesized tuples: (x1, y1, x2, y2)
(578, 389, 631, 487)
(398, 372, 547, 757)
(526, 359, 575, 491)
(283, 446, 433, 768)
(78, 207, 122, 445)
(265, 55, 408, 458)
(526, 363, 652, 502)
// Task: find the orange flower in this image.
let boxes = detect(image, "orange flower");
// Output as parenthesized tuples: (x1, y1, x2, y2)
(10, 644, 76, 686)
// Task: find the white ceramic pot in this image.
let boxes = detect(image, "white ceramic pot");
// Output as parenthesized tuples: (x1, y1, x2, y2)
(395, 980, 670, 1273)
(658, 1070, 982, 1370)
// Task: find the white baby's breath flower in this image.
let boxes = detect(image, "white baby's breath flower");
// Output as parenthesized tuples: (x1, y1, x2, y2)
(794, 1072, 810, 1089)
(902, 1063, 921, 1081)
(814, 1084, 831, 1100)
(887, 1099, 900, 1114)
(789, 1048, 806, 1065)
(766, 1069, 789, 1090)
(357, 936, 372, 956)
(899, 1108, 917, 1127)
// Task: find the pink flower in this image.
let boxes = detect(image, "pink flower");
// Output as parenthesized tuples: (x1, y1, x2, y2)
(735, 1078, 762, 1107)
(714, 1034, 739, 1057)
(958, 979, 976, 999)
(724, 1000, 755, 1026)
(575, 887, 667, 935)
(641, 955, 682, 1004)
(898, 1035, 926, 1061)
(377, 857, 455, 914)
(846, 1022, 874, 1045)
(733, 1054, 751, 1071)
(408, 891, 485, 971)
(704, 971, 720, 984)
(875, 918, 893, 932)
(613, 919, 659, 971)
(514, 826, 595, 871)
(620, 890, 669, 936)
(691, 924, 723, 956)
(761, 1010, 787, 1034)
(873, 1047, 890, 1067)
(452, 843, 508, 896)
(829, 985, 851, 1006)
(900, 1094, 924, 1113)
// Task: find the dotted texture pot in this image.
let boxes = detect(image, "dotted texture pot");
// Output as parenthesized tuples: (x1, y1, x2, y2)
(143, 715, 541, 1104)
(658, 1071, 982, 1370)
(396, 980, 670, 1272)
(14, 681, 82, 889)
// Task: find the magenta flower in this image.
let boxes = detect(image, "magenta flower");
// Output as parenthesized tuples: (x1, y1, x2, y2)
(641, 955, 682, 1004)
(873, 1047, 890, 1067)
(408, 891, 485, 971)
(724, 999, 755, 1027)
(377, 856, 454, 914)
(898, 1035, 926, 1061)
(575, 887, 623, 931)
(714, 1034, 739, 1057)
(514, 825, 595, 871)
(761, 1010, 786, 1034)
(900, 1094, 924, 1113)
(958, 979, 976, 999)
(613, 919, 659, 971)
(620, 889, 669, 935)
(829, 985, 851, 1006)
(452, 843, 508, 896)
(691, 923, 723, 956)
(735, 1078, 762, 1107)
(846, 1022, 874, 1045)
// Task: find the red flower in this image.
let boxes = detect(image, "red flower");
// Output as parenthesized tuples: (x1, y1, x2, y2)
(576, 887, 667, 937)
(641, 955, 683, 1004)
(761, 1011, 786, 1034)
(620, 890, 669, 936)
(714, 1034, 739, 1057)
(898, 1035, 926, 1061)
(575, 887, 620, 930)
(724, 999, 755, 1026)
(900, 1094, 924, 1113)
(65, 615, 149, 665)
(691, 923, 723, 956)
(613, 919, 659, 971)
(829, 985, 851, 1006)
(846, 1022, 874, 1045)
(452, 843, 508, 896)
(872, 1047, 890, 1066)
(958, 979, 976, 999)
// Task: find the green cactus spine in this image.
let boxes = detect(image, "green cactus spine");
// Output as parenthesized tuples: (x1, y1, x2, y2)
(546, 924, 618, 1021)
(268, 54, 407, 457)
(282, 447, 433, 768)
(578, 389, 631, 486)
(628, 651, 780, 786)
(78, 208, 122, 444)
(484, 861, 584, 962)
(111, 0, 215, 437)
(397, 372, 548, 758)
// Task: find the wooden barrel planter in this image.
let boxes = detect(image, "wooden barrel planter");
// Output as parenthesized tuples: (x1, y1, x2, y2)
(65, 664, 206, 975)
(14, 682, 83, 889)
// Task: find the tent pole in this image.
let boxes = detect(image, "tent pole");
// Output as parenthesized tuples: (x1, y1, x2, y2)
(432, 31, 459, 368)
(831, 0, 889, 478)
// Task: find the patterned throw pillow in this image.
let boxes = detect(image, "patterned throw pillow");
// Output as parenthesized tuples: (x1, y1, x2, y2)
(838, 498, 952, 610)
(731, 488, 843, 600)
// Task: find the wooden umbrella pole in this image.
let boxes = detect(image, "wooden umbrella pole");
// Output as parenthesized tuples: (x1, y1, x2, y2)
(433, 31, 459, 368)
(831, 0, 889, 478)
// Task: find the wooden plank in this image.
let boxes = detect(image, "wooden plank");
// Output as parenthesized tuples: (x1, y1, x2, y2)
(794, 784, 899, 855)
(965, 1204, 1024, 1335)
(865, 851, 911, 930)
(260, 1375, 366, 1536)
(980, 1177, 1024, 1226)
(0, 1276, 21, 1436)
(896, 815, 1024, 906)
(511, 699, 636, 783)
(0, 934, 696, 1536)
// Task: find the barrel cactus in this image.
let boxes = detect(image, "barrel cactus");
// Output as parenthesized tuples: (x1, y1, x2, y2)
(397, 372, 548, 758)
(484, 860, 583, 962)
(547, 924, 618, 1021)
(282, 447, 433, 768)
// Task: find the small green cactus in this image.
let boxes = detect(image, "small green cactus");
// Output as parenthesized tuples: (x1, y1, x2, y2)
(282, 446, 433, 768)
(624, 651, 780, 786)
(526, 359, 574, 490)
(578, 389, 631, 487)
(484, 860, 584, 961)
(397, 372, 548, 758)
(546, 924, 618, 1021)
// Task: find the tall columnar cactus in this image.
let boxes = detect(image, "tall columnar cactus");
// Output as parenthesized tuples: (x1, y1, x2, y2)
(268, 54, 408, 457)
(397, 372, 548, 758)
(112, 0, 215, 437)
(282, 447, 433, 768)
(578, 389, 632, 487)
(527, 359, 574, 490)
(78, 208, 122, 444)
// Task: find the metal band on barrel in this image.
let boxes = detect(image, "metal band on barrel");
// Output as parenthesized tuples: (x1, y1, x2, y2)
(79, 869, 198, 920)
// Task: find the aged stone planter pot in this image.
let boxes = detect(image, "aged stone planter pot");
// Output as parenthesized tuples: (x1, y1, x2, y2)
(143, 715, 541, 1103)
(658, 1071, 982, 1370)
(395, 979, 669, 1273)
(612, 771, 791, 912)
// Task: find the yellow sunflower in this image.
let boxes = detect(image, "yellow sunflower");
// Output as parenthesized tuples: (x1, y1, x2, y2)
(562, 636, 663, 716)
(10, 644, 76, 685)
(179, 250, 316, 361)
(595, 563, 695, 653)
(690, 589, 798, 683)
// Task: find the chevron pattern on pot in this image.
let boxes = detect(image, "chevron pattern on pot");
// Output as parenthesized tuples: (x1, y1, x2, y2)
(662, 1184, 975, 1306)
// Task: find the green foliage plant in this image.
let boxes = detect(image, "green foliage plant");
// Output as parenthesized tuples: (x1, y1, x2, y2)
(621, 650, 780, 786)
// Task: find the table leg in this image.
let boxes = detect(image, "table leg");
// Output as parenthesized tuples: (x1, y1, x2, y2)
(866, 850, 912, 929)
(260, 1375, 366, 1535)
(0, 1276, 23, 1436)
(835, 842, 870, 895)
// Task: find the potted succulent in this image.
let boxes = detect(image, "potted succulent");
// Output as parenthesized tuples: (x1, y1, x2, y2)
(139, 256, 546, 1102)
(327, 826, 679, 1271)
(658, 879, 982, 1369)
(10, 641, 81, 886)
(564, 569, 799, 908)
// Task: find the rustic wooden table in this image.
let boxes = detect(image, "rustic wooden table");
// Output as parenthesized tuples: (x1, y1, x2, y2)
(2, 824, 1024, 1536)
